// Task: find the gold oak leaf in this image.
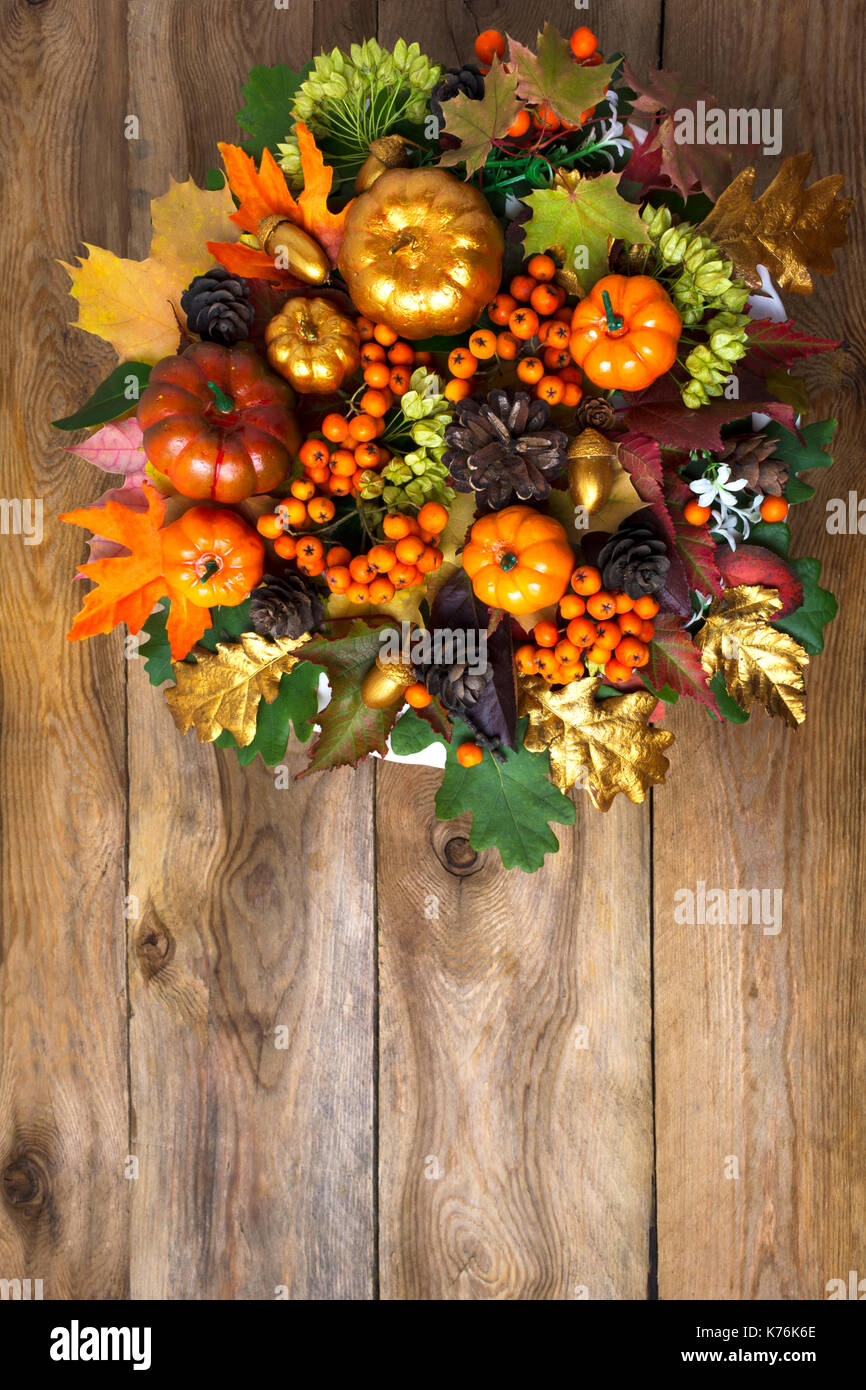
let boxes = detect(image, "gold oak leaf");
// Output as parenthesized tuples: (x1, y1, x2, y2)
(165, 633, 309, 746)
(518, 674, 674, 811)
(700, 152, 853, 294)
(695, 584, 808, 726)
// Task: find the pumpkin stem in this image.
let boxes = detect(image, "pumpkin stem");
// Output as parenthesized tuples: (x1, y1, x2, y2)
(207, 380, 235, 413)
(499, 551, 518, 572)
(200, 557, 221, 581)
(601, 290, 623, 333)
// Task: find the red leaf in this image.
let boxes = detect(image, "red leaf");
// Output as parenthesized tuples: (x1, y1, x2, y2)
(298, 619, 400, 774)
(743, 319, 843, 374)
(622, 63, 736, 199)
(615, 432, 675, 544)
(667, 479, 723, 598)
(623, 397, 796, 453)
(646, 613, 719, 714)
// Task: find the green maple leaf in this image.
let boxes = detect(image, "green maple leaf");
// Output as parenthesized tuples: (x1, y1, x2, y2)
(440, 58, 520, 177)
(398, 715, 575, 872)
(508, 23, 616, 127)
(216, 661, 323, 765)
(522, 172, 650, 292)
(772, 556, 837, 655)
(760, 419, 837, 504)
(236, 62, 313, 158)
(139, 598, 173, 684)
(299, 620, 401, 775)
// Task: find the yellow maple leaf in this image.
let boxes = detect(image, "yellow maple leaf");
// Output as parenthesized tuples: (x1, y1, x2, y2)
(61, 177, 237, 364)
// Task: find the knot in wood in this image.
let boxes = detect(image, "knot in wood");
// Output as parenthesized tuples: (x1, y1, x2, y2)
(134, 915, 174, 979)
(3, 1155, 46, 1211)
(443, 835, 478, 872)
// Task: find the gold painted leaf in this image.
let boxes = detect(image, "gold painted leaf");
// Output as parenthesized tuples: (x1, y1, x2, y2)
(165, 633, 309, 746)
(700, 152, 853, 294)
(695, 584, 808, 726)
(519, 674, 674, 811)
(61, 177, 237, 363)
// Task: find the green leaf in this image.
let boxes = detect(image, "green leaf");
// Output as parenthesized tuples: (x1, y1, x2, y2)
(761, 419, 837, 505)
(299, 619, 401, 774)
(708, 670, 750, 722)
(440, 57, 520, 177)
(772, 556, 837, 654)
(522, 171, 650, 293)
(236, 62, 314, 158)
(638, 670, 680, 705)
(139, 598, 173, 685)
(196, 600, 253, 651)
(434, 718, 575, 873)
(508, 23, 616, 129)
(390, 707, 440, 756)
(53, 362, 150, 430)
(216, 660, 324, 765)
(746, 520, 791, 557)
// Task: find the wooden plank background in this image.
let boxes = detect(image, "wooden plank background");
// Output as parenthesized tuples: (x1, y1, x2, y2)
(0, 0, 862, 1300)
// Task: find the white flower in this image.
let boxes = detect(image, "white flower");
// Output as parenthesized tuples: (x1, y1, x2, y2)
(689, 462, 749, 509)
(708, 494, 763, 550)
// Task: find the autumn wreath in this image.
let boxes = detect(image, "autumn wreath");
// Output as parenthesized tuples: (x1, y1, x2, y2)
(57, 26, 851, 871)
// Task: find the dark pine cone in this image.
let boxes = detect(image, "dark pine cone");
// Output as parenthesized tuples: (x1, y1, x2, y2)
(444, 388, 567, 510)
(414, 646, 490, 714)
(181, 267, 254, 346)
(598, 519, 671, 599)
(574, 396, 617, 433)
(718, 433, 789, 497)
(250, 573, 324, 640)
(430, 64, 485, 125)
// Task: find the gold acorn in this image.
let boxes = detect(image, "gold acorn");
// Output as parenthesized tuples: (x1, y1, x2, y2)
(354, 136, 416, 193)
(256, 216, 330, 285)
(361, 654, 416, 710)
(568, 427, 617, 514)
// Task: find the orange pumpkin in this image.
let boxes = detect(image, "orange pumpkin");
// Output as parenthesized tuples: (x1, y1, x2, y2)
(462, 505, 574, 615)
(569, 275, 682, 391)
(161, 506, 264, 607)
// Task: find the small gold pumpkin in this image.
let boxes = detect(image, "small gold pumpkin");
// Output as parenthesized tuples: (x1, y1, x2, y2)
(265, 297, 361, 395)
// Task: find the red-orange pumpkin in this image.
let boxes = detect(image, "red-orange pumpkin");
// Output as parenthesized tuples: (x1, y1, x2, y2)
(138, 342, 301, 504)
(160, 506, 264, 608)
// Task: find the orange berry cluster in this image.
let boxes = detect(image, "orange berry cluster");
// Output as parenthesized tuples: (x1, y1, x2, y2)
(270, 501, 447, 602)
(475, 28, 603, 130)
(515, 566, 660, 687)
(445, 256, 584, 408)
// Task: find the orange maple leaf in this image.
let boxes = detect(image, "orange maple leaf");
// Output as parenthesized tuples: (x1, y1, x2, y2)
(205, 239, 298, 287)
(61, 484, 211, 659)
(214, 124, 353, 269)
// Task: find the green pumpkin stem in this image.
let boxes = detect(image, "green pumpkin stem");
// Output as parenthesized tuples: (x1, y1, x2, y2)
(499, 551, 518, 572)
(601, 290, 623, 333)
(207, 379, 235, 413)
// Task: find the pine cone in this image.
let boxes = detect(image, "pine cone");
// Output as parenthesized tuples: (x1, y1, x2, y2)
(598, 519, 670, 598)
(430, 65, 485, 125)
(250, 574, 324, 640)
(444, 389, 567, 509)
(415, 655, 490, 712)
(718, 433, 789, 496)
(181, 267, 254, 346)
(574, 397, 617, 433)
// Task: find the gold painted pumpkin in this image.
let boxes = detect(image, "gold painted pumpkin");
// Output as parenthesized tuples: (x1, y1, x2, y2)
(337, 168, 504, 339)
(265, 296, 361, 394)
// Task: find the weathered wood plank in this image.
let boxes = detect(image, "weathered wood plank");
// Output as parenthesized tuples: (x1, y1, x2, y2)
(0, 0, 132, 1299)
(653, 0, 866, 1299)
(375, 1, 662, 1300)
(124, 0, 378, 1299)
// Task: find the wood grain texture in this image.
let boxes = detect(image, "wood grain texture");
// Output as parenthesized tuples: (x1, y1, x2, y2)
(124, 0, 376, 1300)
(374, 1, 661, 1302)
(0, 0, 132, 1300)
(653, 0, 866, 1300)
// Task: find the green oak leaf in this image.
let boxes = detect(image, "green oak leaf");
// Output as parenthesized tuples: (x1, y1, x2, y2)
(762, 419, 837, 504)
(522, 171, 650, 292)
(508, 23, 616, 129)
(298, 619, 401, 775)
(139, 598, 173, 685)
(196, 600, 254, 651)
(53, 362, 150, 430)
(772, 556, 837, 655)
(434, 718, 575, 873)
(440, 58, 520, 177)
(236, 62, 314, 158)
(390, 707, 441, 756)
(708, 671, 750, 723)
(216, 660, 324, 765)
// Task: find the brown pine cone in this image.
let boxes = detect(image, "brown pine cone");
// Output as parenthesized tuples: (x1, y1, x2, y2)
(574, 396, 616, 433)
(719, 433, 789, 497)
(250, 573, 324, 639)
(444, 388, 567, 509)
(598, 519, 670, 598)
